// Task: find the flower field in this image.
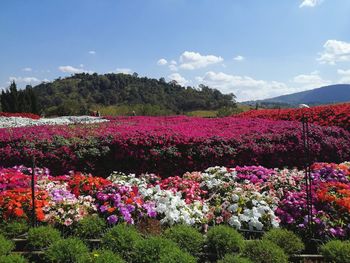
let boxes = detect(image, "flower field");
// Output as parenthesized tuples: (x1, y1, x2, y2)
(1, 162, 350, 240)
(0, 112, 41, 119)
(1, 116, 349, 177)
(236, 103, 350, 131)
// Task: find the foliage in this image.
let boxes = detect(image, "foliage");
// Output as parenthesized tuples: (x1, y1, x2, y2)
(27, 226, 61, 249)
(133, 236, 196, 263)
(0, 82, 39, 114)
(0, 254, 28, 263)
(101, 224, 141, 261)
(80, 249, 125, 263)
(74, 215, 106, 239)
(1, 221, 29, 239)
(242, 240, 288, 263)
(163, 225, 204, 255)
(32, 73, 236, 116)
(217, 254, 253, 263)
(320, 240, 350, 263)
(45, 237, 89, 263)
(217, 106, 243, 117)
(262, 228, 304, 255)
(206, 225, 244, 259)
(0, 235, 14, 256)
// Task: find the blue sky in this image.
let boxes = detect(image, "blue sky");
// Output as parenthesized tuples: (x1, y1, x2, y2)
(1, 0, 350, 101)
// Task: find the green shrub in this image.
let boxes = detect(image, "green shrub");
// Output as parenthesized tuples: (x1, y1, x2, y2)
(320, 240, 350, 263)
(0, 235, 14, 256)
(45, 238, 89, 262)
(218, 254, 253, 263)
(27, 226, 61, 249)
(79, 249, 125, 263)
(242, 240, 288, 263)
(206, 225, 244, 259)
(134, 236, 195, 263)
(0, 254, 28, 263)
(163, 225, 204, 255)
(101, 224, 141, 261)
(74, 215, 106, 239)
(262, 228, 304, 255)
(2, 221, 28, 239)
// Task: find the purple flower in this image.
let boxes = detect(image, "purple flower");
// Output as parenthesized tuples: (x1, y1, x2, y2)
(99, 205, 108, 213)
(107, 215, 118, 225)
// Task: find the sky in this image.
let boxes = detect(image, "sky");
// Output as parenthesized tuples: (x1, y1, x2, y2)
(1, 0, 350, 102)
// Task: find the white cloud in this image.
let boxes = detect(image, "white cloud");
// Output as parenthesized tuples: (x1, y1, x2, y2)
(293, 71, 331, 88)
(58, 65, 84, 74)
(197, 71, 293, 101)
(233, 55, 245, 61)
(116, 68, 133, 75)
(179, 51, 223, 70)
(317, 40, 350, 65)
(168, 73, 188, 86)
(88, 50, 96, 55)
(8, 76, 41, 84)
(58, 65, 94, 74)
(299, 0, 323, 8)
(157, 58, 168, 66)
(337, 69, 350, 83)
(22, 67, 32, 72)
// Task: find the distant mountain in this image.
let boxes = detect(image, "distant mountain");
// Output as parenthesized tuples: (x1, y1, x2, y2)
(244, 84, 350, 107)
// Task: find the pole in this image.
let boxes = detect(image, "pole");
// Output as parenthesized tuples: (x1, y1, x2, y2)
(31, 156, 36, 227)
(302, 112, 313, 238)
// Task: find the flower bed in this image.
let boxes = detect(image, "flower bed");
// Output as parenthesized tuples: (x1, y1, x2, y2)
(0, 116, 349, 177)
(0, 115, 107, 128)
(236, 103, 350, 131)
(1, 162, 349, 239)
(0, 112, 40, 119)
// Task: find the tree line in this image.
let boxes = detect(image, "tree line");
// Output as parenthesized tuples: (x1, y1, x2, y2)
(0, 82, 39, 114)
(1, 73, 237, 116)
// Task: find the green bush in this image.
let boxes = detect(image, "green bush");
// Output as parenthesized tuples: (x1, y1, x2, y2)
(0, 235, 14, 256)
(320, 240, 350, 263)
(242, 240, 288, 263)
(45, 238, 89, 262)
(218, 254, 252, 263)
(74, 215, 106, 239)
(134, 236, 195, 263)
(163, 225, 204, 255)
(2, 221, 28, 239)
(27, 226, 61, 249)
(79, 249, 125, 263)
(0, 254, 28, 263)
(206, 225, 244, 259)
(262, 228, 304, 255)
(101, 224, 141, 261)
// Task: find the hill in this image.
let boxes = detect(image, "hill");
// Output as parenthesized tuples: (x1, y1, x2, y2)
(30, 73, 236, 116)
(244, 84, 350, 107)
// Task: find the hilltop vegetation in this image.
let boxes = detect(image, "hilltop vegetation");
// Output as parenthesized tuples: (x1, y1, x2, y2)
(27, 73, 236, 116)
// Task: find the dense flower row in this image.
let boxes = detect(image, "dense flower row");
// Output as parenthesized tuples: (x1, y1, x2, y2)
(1, 162, 349, 239)
(236, 103, 350, 131)
(1, 116, 349, 177)
(0, 112, 40, 119)
(0, 115, 107, 128)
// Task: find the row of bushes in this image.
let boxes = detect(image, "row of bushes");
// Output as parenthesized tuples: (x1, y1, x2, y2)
(237, 103, 350, 131)
(1, 218, 350, 262)
(1, 117, 349, 177)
